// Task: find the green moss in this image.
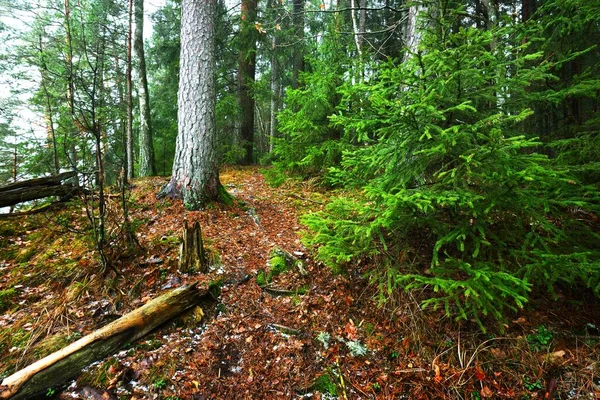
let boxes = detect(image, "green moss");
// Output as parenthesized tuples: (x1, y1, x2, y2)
(0, 288, 17, 312)
(78, 357, 119, 388)
(267, 248, 299, 281)
(255, 270, 267, 287)
(269, 255, 288, 278)
(208, 280, 224, 297)
(217, 183, 235, 206)
(311, 372, 337, 395)
(26, 231, 44, 242)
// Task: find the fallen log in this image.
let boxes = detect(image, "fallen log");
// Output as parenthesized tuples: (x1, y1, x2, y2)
(0, 283, 206, 400)
(0, 172, 79, 208)
(0, 185, 79, 208)
(0, 171, 75, 192)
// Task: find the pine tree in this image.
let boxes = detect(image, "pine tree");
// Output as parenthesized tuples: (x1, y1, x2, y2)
(159, 0, 227, 209)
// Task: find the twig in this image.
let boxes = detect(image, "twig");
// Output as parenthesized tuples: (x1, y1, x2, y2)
(266, 323, 301, 336)
(285, 192, 323, 205)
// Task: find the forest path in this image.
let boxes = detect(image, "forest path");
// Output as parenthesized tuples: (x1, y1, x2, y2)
(99, 166, 357, 399)
(2, 167, 598, 399)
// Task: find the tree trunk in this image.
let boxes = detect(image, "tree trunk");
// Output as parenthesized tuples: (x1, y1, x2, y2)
(238, 0, 257, 165)
(403, 2, 423, 62)
(0, 171, 75, 192)
(38, 33, 59, 175)
(269, 34, 280, 153)
(179, 220, 207, 273)
(126, 0, 135, 180)
(0, 284, 206, 400)
(292, 0, 304, 89)
(522, 0, 536, 23)
(159, 0, 224, 210)
(350, 0, 363, 57)
(63, 0, 78, 186)
(135, 0, 156, 176)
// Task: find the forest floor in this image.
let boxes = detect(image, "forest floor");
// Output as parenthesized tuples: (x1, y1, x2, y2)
(1, 166, 600, 400)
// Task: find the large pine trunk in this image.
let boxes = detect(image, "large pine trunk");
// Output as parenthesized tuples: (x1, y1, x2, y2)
(159, 0, 222, 210)
(135, 0, 156, 177)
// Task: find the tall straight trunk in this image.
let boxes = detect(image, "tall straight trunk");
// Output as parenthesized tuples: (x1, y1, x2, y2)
(159, 0, 223, 210)
(126, 0, 134, 180)
(269, 34, 279, 153)
(114, 54, 126, 178)
(134, 0, 156, 176)
(38, 33, 59, 174)
(522, 0, 536, 23)
(403, 2, 422, 62)
(350, 0, 363, 57)
(238, 0, 257, 165)
(292, 0, 304, 89)
(63, 0, 78, 185)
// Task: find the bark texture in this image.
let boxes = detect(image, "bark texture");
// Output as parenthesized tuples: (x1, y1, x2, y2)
(160, 0, 222, 210)
(179, 220, 207, 273)
(135, 0, 156, 176)
(403, 3, 422, 61)
(0, 284, 205, 400)
(0, 172, 78, 208)
(238, 0, 257, 165)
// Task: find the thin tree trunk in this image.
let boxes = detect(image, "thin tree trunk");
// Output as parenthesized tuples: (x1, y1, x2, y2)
(521, 0, 536, 23)
(159, 0, 224, 210)
(238, 0, 257, 165)
(63, 0, 78, 186)
(135, 0, 156, 176)
(269, 34, 279, 153)
(38, 33, 59, 174)
(126, 0, 135, 180)
(350, 0, 363, 57)
(292, 0, 304, 89)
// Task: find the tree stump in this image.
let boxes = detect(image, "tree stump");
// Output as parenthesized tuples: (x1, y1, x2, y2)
(179, 220, 206, 273)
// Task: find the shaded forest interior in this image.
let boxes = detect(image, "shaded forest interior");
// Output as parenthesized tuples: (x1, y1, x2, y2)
(0, 0, 599, 399)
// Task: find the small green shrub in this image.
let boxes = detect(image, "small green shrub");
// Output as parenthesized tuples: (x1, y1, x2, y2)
(311, 372, 337, 396)
(526, 325, 554, 351)
(153, 378, 168, 390)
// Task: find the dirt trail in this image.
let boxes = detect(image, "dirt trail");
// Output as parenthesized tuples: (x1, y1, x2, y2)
(2, 167, 599, 399)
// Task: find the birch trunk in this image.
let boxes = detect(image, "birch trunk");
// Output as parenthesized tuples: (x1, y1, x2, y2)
(159, 0, 223, 210)
(135, 0, 156, 176)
